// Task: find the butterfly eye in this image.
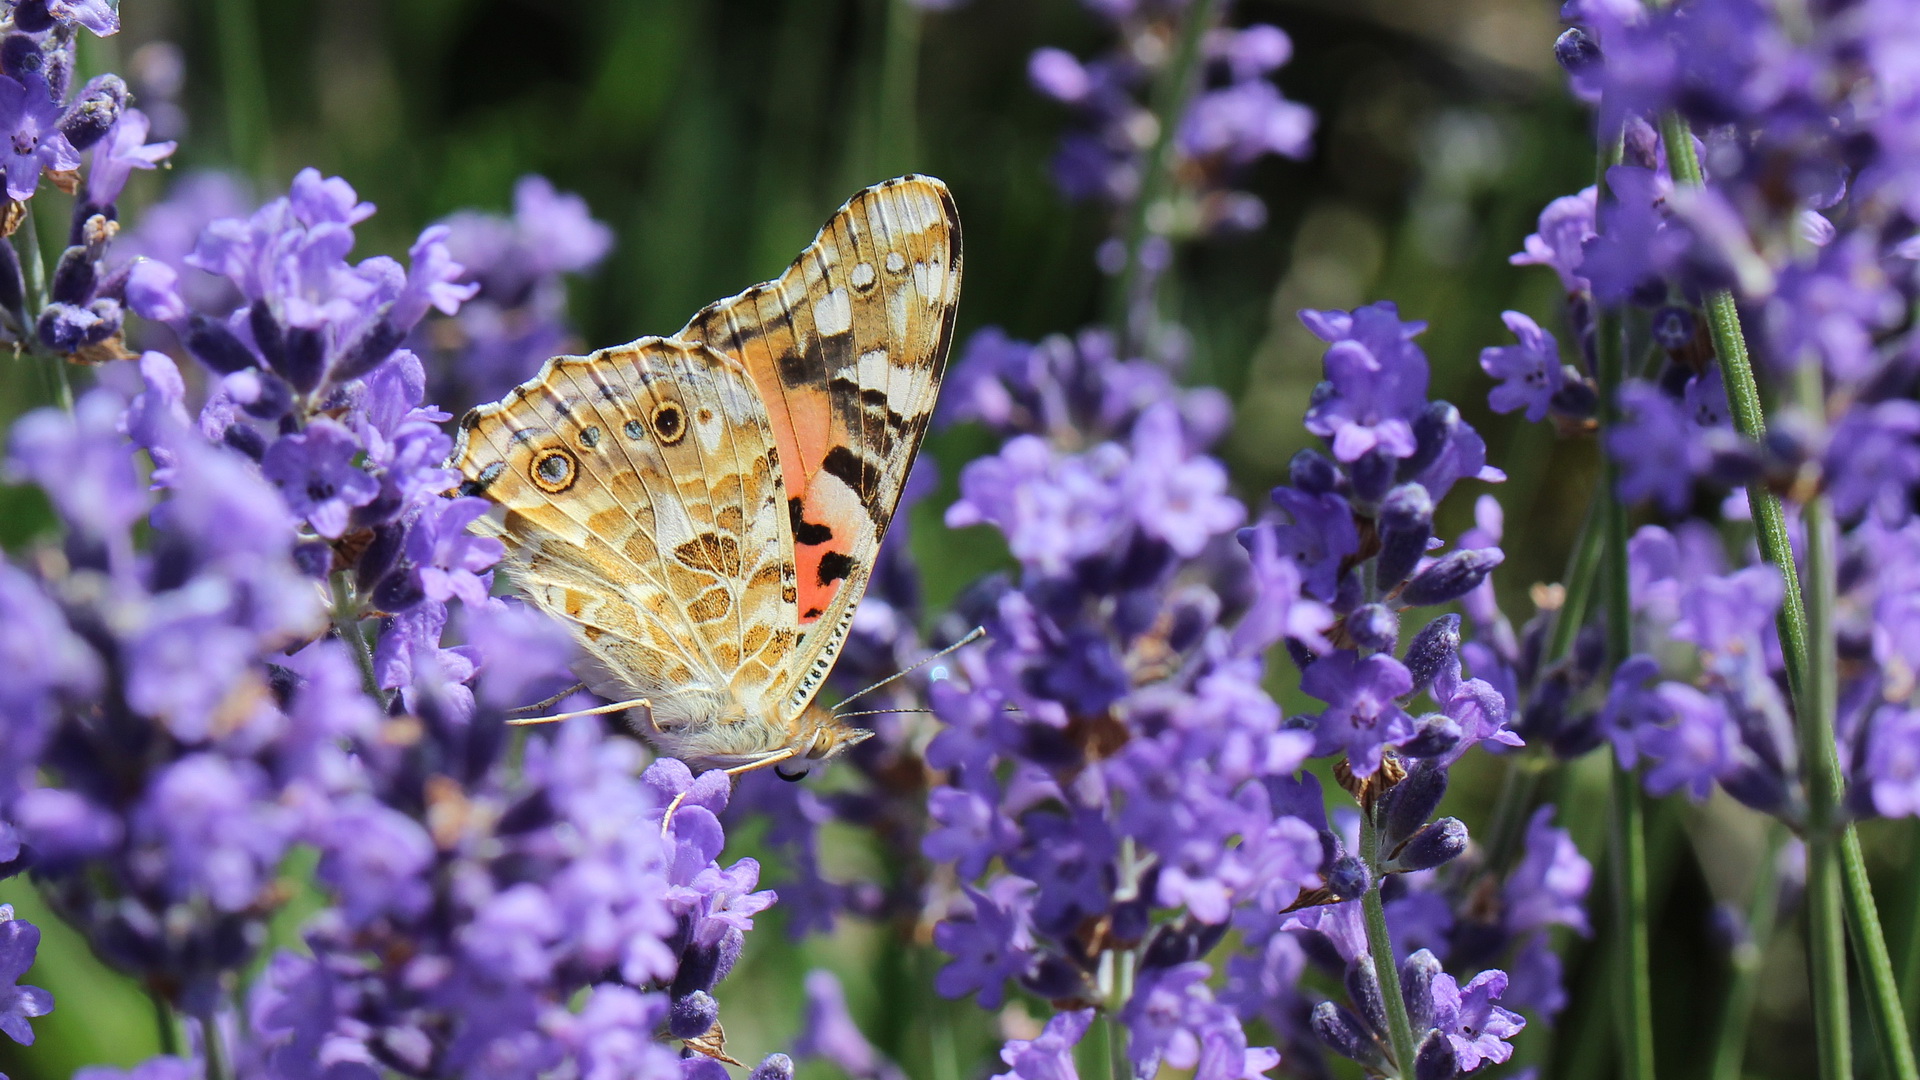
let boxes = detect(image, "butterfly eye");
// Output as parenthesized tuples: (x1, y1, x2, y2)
(531, 448, 576, 493)
(650, 401, 686, 444)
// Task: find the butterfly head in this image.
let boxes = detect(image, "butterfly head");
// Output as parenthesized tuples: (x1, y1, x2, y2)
(768, 704, 874, 781)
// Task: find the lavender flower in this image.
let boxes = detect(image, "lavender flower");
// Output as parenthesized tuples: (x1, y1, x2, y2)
(0, 906, 53, 1046)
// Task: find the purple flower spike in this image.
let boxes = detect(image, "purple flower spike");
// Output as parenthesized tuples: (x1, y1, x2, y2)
(1865, 705, 1920, 818)
(1301, 302, 1433, 463)
(0, 905, 53, 1046)
(1503, 807, 1593, 935)
(1480, 311, 1567, 423)
(932, 879, 1038, 1008)
(1510, 187, 1597, 294)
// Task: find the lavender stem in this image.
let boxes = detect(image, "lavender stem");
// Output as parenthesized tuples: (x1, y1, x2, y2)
(1359, 809, 1419, 1075)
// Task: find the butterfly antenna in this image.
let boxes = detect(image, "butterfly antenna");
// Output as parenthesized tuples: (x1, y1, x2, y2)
(507, 682, 588, 715)
(833, 707, 939, 719)
(661, 748, 799, 837)
(506, 697, 652, 726)
(832, 627, 987, 716)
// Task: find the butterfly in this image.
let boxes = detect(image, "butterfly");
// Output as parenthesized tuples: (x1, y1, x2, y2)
(449, 175, 962, 780)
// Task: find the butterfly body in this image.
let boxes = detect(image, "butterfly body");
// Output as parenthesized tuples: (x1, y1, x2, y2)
(451, 177, 960, 774)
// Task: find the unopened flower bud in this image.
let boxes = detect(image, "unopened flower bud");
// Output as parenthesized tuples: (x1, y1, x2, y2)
(10, 2, 53, 34)
(49, 245, 95, 306)
(185, 313, 258, 375)
(1651, 305, 1695, 351)
(1289, 449, 1342, 496)
(1549, 377, 1598, 419)
(1377, 483, 1434, 587)
(1021, 952, 1094, 1000)
(1349, 447, 1396, 504)
(1553, 27, 1602, 76)
(1414, 1030, 1461, 1080)
(1387, 817, 1468, 872)
(668, 990, 718, 1039)
(1400, 548, 1504, 607)
(1348, 603, 1399, 653)
(58, 74, 127, 151)
(1400, 948, 1444, 1031)
(1345, 957, 1388, 1034)
(1400, 713, 1462, 759)
(1310, 1001, 1382, 1067)
(1380, 760, 1449, 848)
(1404, 614, 1461, 696)
(1400, 401, 1460, 482)
(749, 1054, 795, 1080)
(0, 35, 42, 81)
(1327, 854, 1370, 900)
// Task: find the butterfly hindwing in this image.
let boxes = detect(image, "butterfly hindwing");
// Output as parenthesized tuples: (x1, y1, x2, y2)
(451, 337, 804, 748)
(678, 175, 962, 713)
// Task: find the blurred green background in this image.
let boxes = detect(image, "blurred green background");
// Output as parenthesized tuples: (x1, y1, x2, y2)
(0, 0, 1865, 1077)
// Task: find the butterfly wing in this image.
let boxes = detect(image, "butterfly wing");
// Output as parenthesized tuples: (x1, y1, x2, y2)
(450, 336, 804, 763)
(678, 175, 962, 716)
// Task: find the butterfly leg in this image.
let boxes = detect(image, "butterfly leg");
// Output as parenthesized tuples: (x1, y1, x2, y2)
(504, 697, 652, 727)
(659, 748, 799, 836)
(506, 682, 588, 715)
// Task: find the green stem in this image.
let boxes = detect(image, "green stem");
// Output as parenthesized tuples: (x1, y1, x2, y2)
(1360, 813, 1420, 1075)
(875, 0, 922, 176)
(196, 1007, 231, 1080)
(329, 570, 383, 704)
(1106, 1013, 1128, 1080)
(1901, 825, 1920, 1035)
(1110, 0, 1218, 360)
(210, 0, 270, 175)
(1709, 828, 1784, 1080)
(1794, 339, 1853, 1080)
(1843, 826, 1917, 1080)
(1592, 124, 1657, 1079)
(151, 990, 180, 1057)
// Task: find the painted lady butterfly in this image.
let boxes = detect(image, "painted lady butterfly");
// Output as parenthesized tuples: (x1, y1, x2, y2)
(450, 176, 962, 779)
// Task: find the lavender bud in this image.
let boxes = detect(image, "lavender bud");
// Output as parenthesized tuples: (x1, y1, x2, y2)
(1288, 449, 1341, 496)
(1387, 818, 1468, 872)
(281, 325, 327, 394)
(1701, 429, 1764, 487)
(1021, 952, 1094, 1000)
(355, 521, 407, 592)
(333, 314, 407, 383)
(1399, 548, 1504, 607)
(1554, 26, 1602, 76)
(749, 1055, 796, 1080)
(58, 75, 127, 151)
(1573, 622, 1607, 685)
(1414, 1031, 1461, 1080)
(36, 301, 96, 352)
(248, 299, 287, 372)
(1376, 483, 1434, 587)
(185, 313, 259, 375)
(1551, 709, 1604, 759)
(1348, 603, 1400, 653)
(11, 2, 52, 33)
(1310, 1001, 1382, 1066)
(0, 34, 41, 80)
(1403, 615, 1460, 697)
(1349, 447, 1396, 504)
(1345, 958, 1388, 1034)
(668, 990, 719, 1039)
(48, 245, 93, 305)
(1400, 401, 1460, 482)
(0, 238, 22, 325)
(1651, 305, 1695, 351)
(1720, 762, 1789, 815)
(1400, 713, 1462, 758)
(236, 370, 294, 421)
(1327, 854, 1371, 900)
(1380, 760, 1449, 848)
(291, 540, 332, 579)
(1401, 948, 1443, 1031)
(672, 942, 723, 998)
(1549, 378, 1598, 419)
(1517, 669, 1571, 742)
(221, 423, 268, 460)
(372, 568, 425, 613)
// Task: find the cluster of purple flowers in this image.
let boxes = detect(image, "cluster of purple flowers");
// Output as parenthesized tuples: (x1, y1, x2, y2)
(1026, 3, 1313, 268)
(417, 175, 615, 412)
(1496, 0, 1920, 823)
(0, 10, 799, 1070)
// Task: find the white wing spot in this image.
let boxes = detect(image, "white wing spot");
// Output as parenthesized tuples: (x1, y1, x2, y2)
(851, 262, 876, 289)
(813, 289, 853, 336)
(884, 251, 907, 274)
(913, 261, 945, 305)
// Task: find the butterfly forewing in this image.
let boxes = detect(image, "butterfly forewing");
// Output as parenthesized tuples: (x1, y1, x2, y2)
(451, 337, 802, 743)
(678, 175, 963, 714)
